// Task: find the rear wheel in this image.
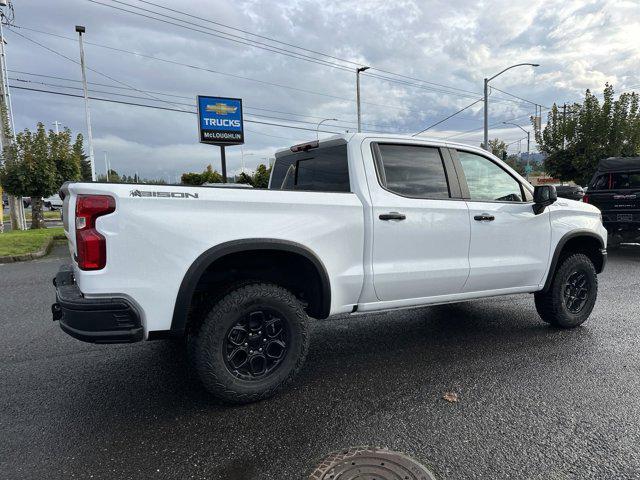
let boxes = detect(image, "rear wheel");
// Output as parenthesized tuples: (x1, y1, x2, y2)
(534, 253, 598, 328)
(189, 282, 309, 404)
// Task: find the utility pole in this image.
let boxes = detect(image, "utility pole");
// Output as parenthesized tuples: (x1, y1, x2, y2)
(562, 103, 567, 149)
(356, 66, 369, 133)
(104, 151, 109, 182)
(76, 25, 96, 181)
(53, 120, 61, 134)
(0, 6, 26, 231)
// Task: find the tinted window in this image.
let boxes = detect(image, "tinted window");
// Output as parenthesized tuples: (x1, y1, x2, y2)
(270, 144, 350, 192)
(590, 174, 609, 190)
(376, 144, 450, 198)
(458, 151, 523, 202)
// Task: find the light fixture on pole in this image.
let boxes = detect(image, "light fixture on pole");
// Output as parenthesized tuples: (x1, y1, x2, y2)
(76, 25, 96, 181)
(483, 63, 539, 151)
(502, 121, 531, 180)
(317, 118, 338, 141)
(356, 66, 370, 133)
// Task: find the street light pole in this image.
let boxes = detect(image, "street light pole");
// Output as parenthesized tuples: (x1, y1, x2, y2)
(356, 66, 370, 133)
(76, 25, 96, 181)
(316, 118, 338, 141)
(483, 63, 539, 151)
(483, 78, 489, 151)
(503, 121, 531, 180)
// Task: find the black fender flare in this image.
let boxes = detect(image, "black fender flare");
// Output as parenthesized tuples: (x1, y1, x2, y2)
(541, 230, 606, 292)
(169, 239, 331, 335)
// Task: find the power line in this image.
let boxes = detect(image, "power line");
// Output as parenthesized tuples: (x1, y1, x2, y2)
(8, 70, 396, 129)
(91, 0, 487, 99)
(10, 80, 356, 129)
(490, 85, 549, 109)
(133, 0, 486, 98)
(412, 98, 482, 136)
(442, 111, 545, 140)
(10, 85, 345, 135)
(87, 0, 355, 73)
(8, 26, 438, 116)
(8, 27, 192, 113)
(84, 0, 536, 105)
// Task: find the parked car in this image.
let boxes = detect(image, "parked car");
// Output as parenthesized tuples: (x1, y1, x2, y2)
(52, 134, 607, 404)
(43, 194, 64, 210)
(22, 197, 31, 208)
(584, 156, 640, 245)
(554, 184, 585, 201)
(2, 192, 7, 207)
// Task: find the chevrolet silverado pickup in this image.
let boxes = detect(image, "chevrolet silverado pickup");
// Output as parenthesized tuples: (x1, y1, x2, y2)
(52, 134, 607, 403)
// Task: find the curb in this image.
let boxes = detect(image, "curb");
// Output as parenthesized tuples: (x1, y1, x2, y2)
(0, 235, 66, 264)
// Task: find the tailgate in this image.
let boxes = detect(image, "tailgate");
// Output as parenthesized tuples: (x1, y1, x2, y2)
(588, 190, 640, 213)
(587, 171, 640, 221)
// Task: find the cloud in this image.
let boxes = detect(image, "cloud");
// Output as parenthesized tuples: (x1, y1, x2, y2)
(7, 0, 640, 178)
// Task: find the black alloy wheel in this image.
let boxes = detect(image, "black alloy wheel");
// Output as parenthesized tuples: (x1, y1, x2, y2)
(190, 282, 309, 404)
(224, 308, 290, 380)
(534, 253, 598, 328)
(563, 270, 591, 314)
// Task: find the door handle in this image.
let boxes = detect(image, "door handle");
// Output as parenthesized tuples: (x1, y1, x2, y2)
(474, 214, 495, 221)
(379, 212, 406, 221)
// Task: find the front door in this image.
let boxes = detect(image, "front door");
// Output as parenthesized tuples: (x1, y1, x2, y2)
(367, 142, 471, 301)
(454, 149, 551, 292)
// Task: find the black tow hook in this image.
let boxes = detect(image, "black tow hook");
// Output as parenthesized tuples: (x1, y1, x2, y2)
(51, 303, 62, 321)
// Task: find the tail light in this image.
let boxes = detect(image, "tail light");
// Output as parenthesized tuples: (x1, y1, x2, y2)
(583, 194, 590, 204)
(75, 195, 115, 270)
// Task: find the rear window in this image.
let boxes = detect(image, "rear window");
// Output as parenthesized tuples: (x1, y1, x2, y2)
(590, 172, 640, 190)
(270, 144, 350, 192)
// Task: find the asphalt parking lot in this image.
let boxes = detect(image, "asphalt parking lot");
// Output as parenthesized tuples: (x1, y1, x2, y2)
(2, 244, 640, 479)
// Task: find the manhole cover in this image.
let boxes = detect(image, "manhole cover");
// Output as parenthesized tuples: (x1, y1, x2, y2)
(309, 446, 436, 480)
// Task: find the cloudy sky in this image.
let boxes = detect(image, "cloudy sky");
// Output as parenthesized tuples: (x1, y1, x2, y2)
(5, 0, 640, 180)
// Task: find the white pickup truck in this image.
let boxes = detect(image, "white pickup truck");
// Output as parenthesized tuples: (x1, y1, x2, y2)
(52, 133, 607, 403)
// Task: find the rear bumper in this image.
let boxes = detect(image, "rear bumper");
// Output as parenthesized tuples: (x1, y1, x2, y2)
(52, 265, 144, 344)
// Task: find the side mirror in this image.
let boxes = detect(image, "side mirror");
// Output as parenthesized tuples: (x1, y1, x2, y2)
(533, 185, 557, 214)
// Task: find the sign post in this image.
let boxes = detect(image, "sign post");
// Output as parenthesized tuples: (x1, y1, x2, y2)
(197, 96, 244, 183)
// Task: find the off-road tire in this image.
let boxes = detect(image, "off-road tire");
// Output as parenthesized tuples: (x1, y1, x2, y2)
(534, 253, 598, 328)
(190, 282, 309, 404)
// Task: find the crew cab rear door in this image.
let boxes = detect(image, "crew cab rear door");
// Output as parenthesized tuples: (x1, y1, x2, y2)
(364, 141, 471, 301)
(452, 148, 551, 292)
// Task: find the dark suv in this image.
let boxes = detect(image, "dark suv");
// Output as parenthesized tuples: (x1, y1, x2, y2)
(586, 157, 640, 244)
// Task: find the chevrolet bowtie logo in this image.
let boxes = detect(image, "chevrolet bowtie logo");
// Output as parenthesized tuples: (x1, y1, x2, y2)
(206, 103, 237, 115)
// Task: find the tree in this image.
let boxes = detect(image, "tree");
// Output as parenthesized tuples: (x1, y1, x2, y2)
(181, 164, 223, 185)
(235, 172, 254, 185)
(50, 127, 81, 189)
(536, 84, 640, 185)
(0, 123, 58, 228)
(0, 123, 82, 228)
(73, 134, 92, 181)
(480, 138, 507, 159)
(252, 163, 271, 188)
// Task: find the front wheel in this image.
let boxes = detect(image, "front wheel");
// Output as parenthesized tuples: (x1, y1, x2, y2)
(534, 253, 598, 328)
(190, 282, 310, 404)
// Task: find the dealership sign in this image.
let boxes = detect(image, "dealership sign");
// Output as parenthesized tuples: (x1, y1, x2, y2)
(197, 96, 244, 145)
